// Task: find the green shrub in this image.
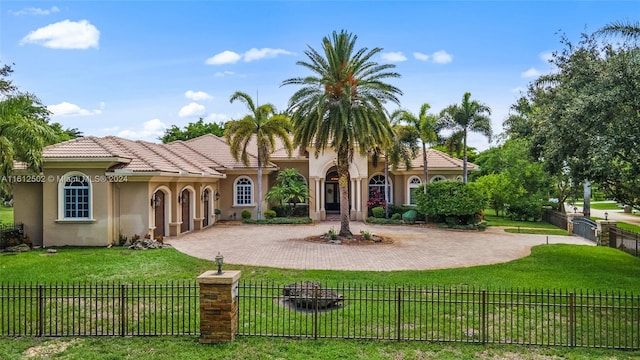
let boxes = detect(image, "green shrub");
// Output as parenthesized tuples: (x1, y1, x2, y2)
(415, 181, 487, 225)
(271, 205, 309, 217)
(391, 213, 401, 220)
(325, 227, 338, 240)
(264, 210, 277, 219)
(359, 230, 372, 240)
(241, 210, 252, 220)
(371, 206, 385, 218)
(243, 217, 312, 224)
(402, 210, 417, 224)
(366, 217, 403, 225)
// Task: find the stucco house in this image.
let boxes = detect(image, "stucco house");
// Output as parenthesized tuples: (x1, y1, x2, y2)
(12, 134, 475, 247)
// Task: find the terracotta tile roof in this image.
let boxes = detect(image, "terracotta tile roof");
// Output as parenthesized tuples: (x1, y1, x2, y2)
(402, 148, 477, 170)
(184, 134, 277, 169)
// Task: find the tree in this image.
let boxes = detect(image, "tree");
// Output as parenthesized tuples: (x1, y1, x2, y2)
(414, 180, 487, 225)
(265, 168, 309, 216)
(283, 30, 402, 236)
(438, 92, 492, 183)
(224, 91, 293, 220)
(391, 104, 439, 192)
(0, 64, 57, 196)
(160, 118, 225, 143)
(595, 20, 640, 41)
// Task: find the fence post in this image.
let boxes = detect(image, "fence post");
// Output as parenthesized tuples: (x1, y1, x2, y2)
(396, 287, 402, 341)
(481, 290, 487, 344)
(120, 284, 126, 337)
(197, 270, 241, 344)
(597, 220, 616, 247)
(569, 292, 576, 347)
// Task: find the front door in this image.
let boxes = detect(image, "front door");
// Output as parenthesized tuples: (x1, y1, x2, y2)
(180, 189, 190, 233)
(203, 189, 210, 227)
(325, 182, 340, 211)
(153, 191, 165, 238)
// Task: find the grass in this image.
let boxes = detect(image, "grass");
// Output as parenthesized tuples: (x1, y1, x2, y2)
(0, 206, 13, 225)
(503, 228, 569, 236)
(1, 245, 639, 359)
(484, 213, 558, 229)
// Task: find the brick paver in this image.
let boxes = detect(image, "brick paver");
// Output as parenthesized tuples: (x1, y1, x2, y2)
(166, 221, 594, 271)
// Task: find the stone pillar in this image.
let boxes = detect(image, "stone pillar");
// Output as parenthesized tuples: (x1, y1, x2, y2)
(566, 213, 580, 234)
(197, 270, 241, 344)
(597, 220, 617, 247)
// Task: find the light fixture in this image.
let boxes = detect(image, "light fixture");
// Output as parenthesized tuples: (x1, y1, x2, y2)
(215, 252, 224, 275)
(215, 191, 220, 201)
(201, 191, 209, 202)
(178, 194, 182, 203)
(604, 211, 608, 220)
(573, 206, 577, 214)
(150, 195, 161, 208)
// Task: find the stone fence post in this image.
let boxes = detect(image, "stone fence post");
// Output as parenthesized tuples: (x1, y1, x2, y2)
(596, 220, 617, 247)
(197, 270, 241, 343)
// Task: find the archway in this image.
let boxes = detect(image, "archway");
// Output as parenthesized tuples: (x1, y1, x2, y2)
(203, 188, 211, 227)
(153, 190, 166, 239)
(180, 188, 191, 233)
(325, 167, 349, 213)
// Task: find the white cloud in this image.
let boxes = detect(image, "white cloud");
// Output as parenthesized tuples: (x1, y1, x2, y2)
(413, 52, 430, 61)
(432, 50, 453, 64)
(48, 102, 102, 116)
(117, 119, 167, 140)
(521, 67, 541, 78)
(205, 113, 229, 122)
(185, 90, 213, 101)
(540, 51, 554, 63)
(214, 71, 235, 77)
(244, 48, 293, 62)
(21, 19, 100, 49)
(10, 6, 59, 16)
(178, 102, 206, 117)
(381, 52, 407, 62)
(206, 50, 242, 65)
(206, 48, 294, 65)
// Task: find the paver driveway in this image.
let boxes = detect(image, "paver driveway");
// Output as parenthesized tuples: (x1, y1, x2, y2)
(166, 221, 595, 271)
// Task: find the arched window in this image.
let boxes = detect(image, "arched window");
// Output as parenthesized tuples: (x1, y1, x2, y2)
(59, 172, 91, 219)
(368, 174, 392, 204)
(430, 175, 446, 183)
(455, 175, 463, 181)
(408, 176, 422, 205)
(234, 176, 253, 206)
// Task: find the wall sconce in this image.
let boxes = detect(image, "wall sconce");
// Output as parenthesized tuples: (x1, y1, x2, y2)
(215, 252, 224, 275)
(604, 211, 608, 220)
(573, 206, 577, 214)
(150, 195, 161, 208)
(178, 194, 183, 203)
(215, 191, 220, 201)
(201, 191, 209, 202)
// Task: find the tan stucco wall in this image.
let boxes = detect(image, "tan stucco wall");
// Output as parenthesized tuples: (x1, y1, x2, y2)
(12, 182, 43, 246)
(115, 182, 149, 240)
(41, 168, 112, 247)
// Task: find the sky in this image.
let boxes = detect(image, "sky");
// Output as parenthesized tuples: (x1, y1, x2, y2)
(1, 1, 638, 150)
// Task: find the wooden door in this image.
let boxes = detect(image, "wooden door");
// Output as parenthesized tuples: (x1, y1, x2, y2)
(153, 191, 165, 238)
(203, 189, 210, 227)
(180, 189, 190, 233)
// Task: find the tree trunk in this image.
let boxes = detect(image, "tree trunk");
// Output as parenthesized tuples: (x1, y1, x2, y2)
(422, 142, 428, 193)
(384, 155, 390, 218)
(337, 145, 352, 237)
(462, 130, 468, 183)
(257, 156, 263, 220)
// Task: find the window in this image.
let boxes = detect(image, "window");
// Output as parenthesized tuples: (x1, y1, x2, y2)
(61, 173, 91, 219)
(368, 174, 392, 204)
(430, 175, 446, 183)
(234, 177, 253, 206)
(408, 176, 422, 205)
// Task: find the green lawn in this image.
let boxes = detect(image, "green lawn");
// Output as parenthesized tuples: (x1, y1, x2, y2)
(503, 228, 569, 236)
(484, 213, 558, 229)
(0, 206, 13, 225)
(1, 244, 639, 359)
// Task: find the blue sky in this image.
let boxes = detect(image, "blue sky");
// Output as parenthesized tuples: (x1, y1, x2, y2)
(1, 1, 637, 150)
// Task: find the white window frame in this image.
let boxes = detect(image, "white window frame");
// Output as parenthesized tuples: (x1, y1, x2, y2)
(57, 171, 94, 222)
(430, 175, 446, 183)
(234, 176, 254, 206)
(368, 174, 392, 204)
(407, 176, 422, 205)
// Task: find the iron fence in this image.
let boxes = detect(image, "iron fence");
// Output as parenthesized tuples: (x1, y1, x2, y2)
(237, 281, 640, 349)
(0, 281, 199, 336)
(572, 217, 598, 243)
(542, 209, 567, 230)
(609, 227, 640, 257)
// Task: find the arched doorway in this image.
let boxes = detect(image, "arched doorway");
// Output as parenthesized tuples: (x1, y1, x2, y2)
(325, 168, 349, 213)
(203, 188, 210, 227)
(153, 191, 165, 239)
(180, 189, 191, 233)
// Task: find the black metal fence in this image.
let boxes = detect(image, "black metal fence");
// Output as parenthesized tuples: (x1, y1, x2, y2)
(0, 281, 199, 336)
(237, 281, 640, 349)
(542, 209, 567, 230)
(609, 227, 640, 257)
(572, 217, 598, 243)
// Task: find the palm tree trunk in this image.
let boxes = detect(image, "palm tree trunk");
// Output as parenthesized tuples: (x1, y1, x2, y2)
(257, 157, 263, 220)
(422, 142, 428, 193)
(384, 155, 390, 218)
(462, 130, 468, 183)
(337, 145, 352, 237)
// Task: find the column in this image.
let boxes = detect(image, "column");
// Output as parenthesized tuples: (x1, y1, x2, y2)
(314, 178, 320, 212)
(320, 179, 325, 212)
(350, 179, 356, 212)
(197, 270, 241, 343)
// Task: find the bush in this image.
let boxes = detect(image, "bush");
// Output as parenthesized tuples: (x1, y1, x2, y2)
(243, 217, 312, 224)
(391, 213, 401, 220)
(415, 181, 487, 225)
(241, 210, 252, 220)
(264, 210, 277, 219)
(371, 206, 385, 218)
(366, 217, 403, 225)
(402, 210, 417, 224)
(271, 205, 309, 217)
(388, 205, 426, 221)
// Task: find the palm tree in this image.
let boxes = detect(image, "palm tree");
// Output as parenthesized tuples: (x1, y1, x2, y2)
(438, 92, 492, 183)
(224, 91, 293, 220)
(384, 122, 419, 217)
(283, 30, 402, 236)
(391, 104, 439, 192)
(595, 20, 640, 40)
(265, 168, 309, 216)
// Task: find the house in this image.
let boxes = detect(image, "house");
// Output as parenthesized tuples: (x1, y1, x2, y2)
(12, 134, 475, 247)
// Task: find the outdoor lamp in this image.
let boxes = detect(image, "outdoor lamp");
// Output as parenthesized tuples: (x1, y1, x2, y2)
(215, 252, 224, 275)
(573, 207, 577, 214)
(604, 211, 608, 220)
(201, 191, 209, 202)
(150, 195, 160, 208)
(215, 191, 220, 201)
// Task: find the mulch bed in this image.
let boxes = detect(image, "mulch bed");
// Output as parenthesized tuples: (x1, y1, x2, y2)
(304, 233, 393, 245)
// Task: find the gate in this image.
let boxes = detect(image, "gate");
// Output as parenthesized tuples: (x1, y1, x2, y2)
(572, 216, 598, 242)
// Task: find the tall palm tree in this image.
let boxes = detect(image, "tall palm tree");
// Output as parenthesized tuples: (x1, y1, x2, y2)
(438, 92, 492, 183)
(283, 30, 402, 236)
(384, 122, 419, 216)
(595, 20, 640, 40)
(224, 91, 293, 220)
(391, 103, 439, 192)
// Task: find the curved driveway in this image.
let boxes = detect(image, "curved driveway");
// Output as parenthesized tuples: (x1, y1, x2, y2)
(166, 222, 594, 271)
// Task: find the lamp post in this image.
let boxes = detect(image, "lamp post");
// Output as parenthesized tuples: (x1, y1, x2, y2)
(604, 211, 608, 220)
(215, 252, 224, 275)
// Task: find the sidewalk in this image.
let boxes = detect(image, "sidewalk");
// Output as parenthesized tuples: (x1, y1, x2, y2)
(566, 202, 640, 226)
